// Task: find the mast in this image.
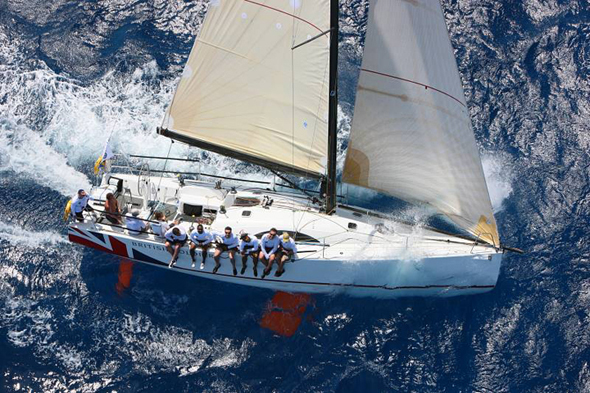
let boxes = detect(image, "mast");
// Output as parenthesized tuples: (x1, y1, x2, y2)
(325, 0, 339, 214)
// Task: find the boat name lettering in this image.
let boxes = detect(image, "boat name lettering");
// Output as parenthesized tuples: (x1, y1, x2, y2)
(131, 241, 189, 255)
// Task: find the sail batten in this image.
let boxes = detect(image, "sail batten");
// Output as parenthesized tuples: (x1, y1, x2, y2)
(164, 0, 331, 177)
(343, 0, 499, 246)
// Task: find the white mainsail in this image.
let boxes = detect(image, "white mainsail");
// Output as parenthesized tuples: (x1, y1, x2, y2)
(163, 0, 331, 177)
(343, 0, 499, 246)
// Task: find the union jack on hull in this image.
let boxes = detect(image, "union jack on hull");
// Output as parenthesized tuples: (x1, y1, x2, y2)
(68, 227, 129, 258)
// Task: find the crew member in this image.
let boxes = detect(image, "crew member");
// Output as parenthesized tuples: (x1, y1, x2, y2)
(259, 227, 280, 278)
(126, 209, 148, 235)
(165, 226, 187, 267)
(276, 232, 298, 277)
(189, 224, 212, 269)
(104, 193, 121, 224)
(213, 226, 239, 275)
(239, 232, 260, 276)
(151, 211, 169, 238)
(71, 189, 94, 222)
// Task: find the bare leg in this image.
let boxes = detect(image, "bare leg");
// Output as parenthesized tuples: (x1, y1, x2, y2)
(258, 251, 268, 267)
(213, 248, 221, 273)
(229, 249, 237, 276)
(200, 245, 208, 269)
(189, 244, 196, 261)
(275, 254, 289, 277)
(172, 244, 181, 261)
(252, 254, 258, 276)
(165, 241, 174, 256)
(168, 243, 181, 267)
(240, 252, 248, 275)
(262, 254, 276, 278)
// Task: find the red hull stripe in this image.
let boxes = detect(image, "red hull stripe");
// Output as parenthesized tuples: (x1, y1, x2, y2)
(71, 227, 89, 239)
(69, 234, 111, 254)
(69, 233, 128, 258)
(244, 0, 323, 33)
(109, 236, 129, 258)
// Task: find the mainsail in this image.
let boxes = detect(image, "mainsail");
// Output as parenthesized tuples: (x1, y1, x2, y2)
(343, 0, 499, 246)
(160, 0, 331, 178)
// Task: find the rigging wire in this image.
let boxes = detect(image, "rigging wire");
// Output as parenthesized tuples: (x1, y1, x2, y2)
(157, 139, 174, 191)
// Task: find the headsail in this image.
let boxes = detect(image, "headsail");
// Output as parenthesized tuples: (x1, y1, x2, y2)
(161, 0, 331, 178)
(343, 0, 499, 246)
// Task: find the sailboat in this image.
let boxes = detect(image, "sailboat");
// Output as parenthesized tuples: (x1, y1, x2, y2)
(67, 0, 512, 298)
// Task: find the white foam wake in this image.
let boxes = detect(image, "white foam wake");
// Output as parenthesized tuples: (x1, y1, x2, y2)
(0, 122, 91, 197)
(482, 153, 514, 213)
(0, 221, 68, 248)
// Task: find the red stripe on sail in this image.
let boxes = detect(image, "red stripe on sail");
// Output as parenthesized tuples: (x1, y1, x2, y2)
(360, 68, 466, 108)
(244, 0, 323, 33)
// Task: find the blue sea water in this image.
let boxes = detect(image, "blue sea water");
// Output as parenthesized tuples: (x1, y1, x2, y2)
(1, 0, 589, 391)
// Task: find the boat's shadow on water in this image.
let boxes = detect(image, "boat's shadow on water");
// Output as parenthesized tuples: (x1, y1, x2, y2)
(78, 251, 270, 331)
(72, 248, 520, 391)
(77, 248, 510, 334)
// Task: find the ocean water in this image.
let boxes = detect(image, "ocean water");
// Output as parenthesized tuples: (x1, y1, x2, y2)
(1, 0, 589, 391)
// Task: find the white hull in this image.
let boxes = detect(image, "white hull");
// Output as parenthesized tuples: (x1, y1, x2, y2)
(68, 173, 502, 298)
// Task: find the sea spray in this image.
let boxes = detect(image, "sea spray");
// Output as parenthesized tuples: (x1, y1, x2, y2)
(482, 153, 514, 213)
(0, 221, 68, 248)
(0, 123, 91, 197)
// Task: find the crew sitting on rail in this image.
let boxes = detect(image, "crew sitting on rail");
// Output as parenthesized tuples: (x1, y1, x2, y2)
(165, 226, 187, 268)
(260, 228, 280, 279)
(190, 224, 212, 270)
(212, 226, 239, 275)
(104, 192, 121, 224)
(151, 211, 169, 238)
(276, 232, 298, 277)
(239, 232, 260, 276)
(71, 189, 94, 222)
(126, 209, 149, 235)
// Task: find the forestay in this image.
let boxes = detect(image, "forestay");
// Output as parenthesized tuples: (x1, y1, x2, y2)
(162, 0, 331, 177)
(343, 0, 499, 245)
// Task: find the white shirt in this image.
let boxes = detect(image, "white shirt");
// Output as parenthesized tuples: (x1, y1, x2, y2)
(280, 238, 297, 254)
(165, 226, 187, 242)
(239, 236, 260, 253)
(71, 194, 93, 214)
(126, 217, 146, 235)
(260, 233, 280, 258)
(151, 221, 169, 237)
(214, 232, 239, 249)
(190, 229, 212, 245)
